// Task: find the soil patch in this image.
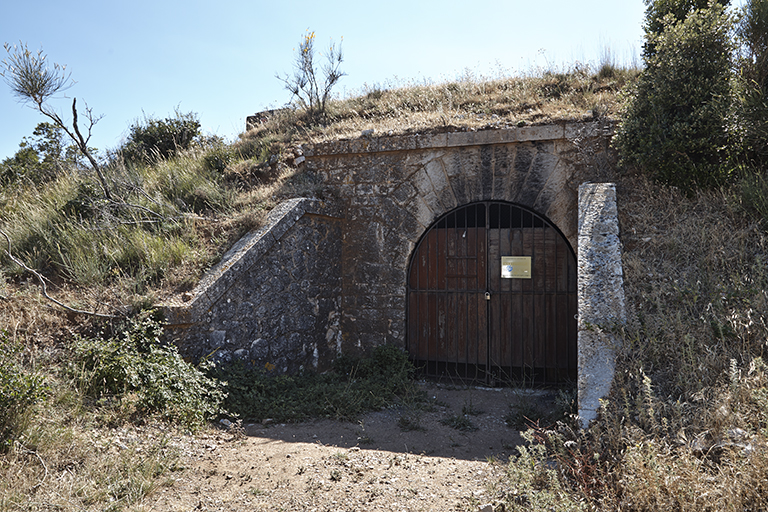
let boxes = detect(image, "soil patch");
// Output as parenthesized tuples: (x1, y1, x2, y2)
(147, 383, 564, 511)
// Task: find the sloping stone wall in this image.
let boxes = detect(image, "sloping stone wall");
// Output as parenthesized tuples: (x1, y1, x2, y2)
(165, 198, 344, 373)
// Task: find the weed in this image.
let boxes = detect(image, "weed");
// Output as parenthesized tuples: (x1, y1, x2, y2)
(440, 414, 478, 432)
(0, 332, 46, 451)
(209, 344, 416, 422)
(397, 411, 425, 432)
(498, 430, 589, 511)
(505, 397, 547, 430)
(69, 311, 225, 429)
(462, 395, 484, 416)
(356, 420, 375, 444)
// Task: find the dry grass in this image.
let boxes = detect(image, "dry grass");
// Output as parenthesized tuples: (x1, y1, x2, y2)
(243, 64, 638, 145)
(0, 413, 187, 511)
(524, 173, 768, 510)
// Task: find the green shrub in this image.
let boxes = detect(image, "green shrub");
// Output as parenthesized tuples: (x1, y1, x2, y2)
(614, 2, 734, 190)
(0, 123, 77, 186)
(735, 0, 768, 164)
(70, 312, 225, 429)
(642, 0, 723, 57)
(210, 344, 415, 422)
(121, 111, 201, 164)
(202, 144, 234, 173)
(0, 333, 46, 451)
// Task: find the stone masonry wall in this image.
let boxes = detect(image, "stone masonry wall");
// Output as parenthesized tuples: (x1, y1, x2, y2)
(165, 122, 620, 385)
(165, 198, 344, 373)
(304, 122, 612, 356)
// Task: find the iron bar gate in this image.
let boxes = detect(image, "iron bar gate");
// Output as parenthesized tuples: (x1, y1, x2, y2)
(406, 201, 577, 385)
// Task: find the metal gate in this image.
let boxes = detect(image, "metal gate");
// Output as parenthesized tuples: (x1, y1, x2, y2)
(406, 202, 577, 385)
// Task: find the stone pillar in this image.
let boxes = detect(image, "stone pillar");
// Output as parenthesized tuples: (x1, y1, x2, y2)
(577, 183, 625, 428)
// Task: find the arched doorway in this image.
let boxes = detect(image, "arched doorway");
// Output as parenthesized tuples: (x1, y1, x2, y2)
(406, 201, 577, 385)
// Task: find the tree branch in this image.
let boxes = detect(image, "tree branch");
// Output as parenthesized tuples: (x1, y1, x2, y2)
(72, 98, 112, 200)
(0, 229, 121, 319)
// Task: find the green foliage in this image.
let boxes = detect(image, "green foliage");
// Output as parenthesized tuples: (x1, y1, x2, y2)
(0, 144, 40, 185)
(202, 142, 234, 173)
(0, 142, 232, 288)
(642, 0, 728, 56)
(735, 166, 768, 224)
(1, 42, 71, 106)
(737, 0, 768, 88)
(70, 312, 225, 428)
(439, 414, 478, 432)
(0, 333, 46, 451)
(0, 122, 77, 185)
(2, 42, 114, 200)
(614, 2, 734, 190)
(735, 0, 768, 163)
(210, 345, 415, 422)
(121, 111, 202, 163)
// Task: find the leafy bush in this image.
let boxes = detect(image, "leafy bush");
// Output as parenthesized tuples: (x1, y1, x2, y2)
(202, 143, 234, 173)
(642, 0, 722, 56)
(0, 333, 46, 451)
(121, 111, 201, 163)
(0, 123, 76, 185)
(735, 0, 768, 164)
(70, 312, 225, 428)
(614, 2, 734, 190)
(210, 344, 415, 422)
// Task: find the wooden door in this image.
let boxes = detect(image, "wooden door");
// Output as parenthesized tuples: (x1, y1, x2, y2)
(407, 202, 576, 385)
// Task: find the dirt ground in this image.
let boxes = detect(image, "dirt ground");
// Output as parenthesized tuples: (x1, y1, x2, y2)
(145, 383, 563, 512)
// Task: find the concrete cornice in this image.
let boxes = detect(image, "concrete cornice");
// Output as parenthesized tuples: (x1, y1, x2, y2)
(303, 121, 615, 158)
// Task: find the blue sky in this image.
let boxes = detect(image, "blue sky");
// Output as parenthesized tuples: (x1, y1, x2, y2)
(1, 1, 652, 160)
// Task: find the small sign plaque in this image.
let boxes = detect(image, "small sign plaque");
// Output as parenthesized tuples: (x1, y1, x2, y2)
(501, 256, 531, 279)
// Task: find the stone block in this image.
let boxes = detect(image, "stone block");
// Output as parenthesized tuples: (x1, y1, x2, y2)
(517, 124, 564, 141)
(577, 183, 625, 428)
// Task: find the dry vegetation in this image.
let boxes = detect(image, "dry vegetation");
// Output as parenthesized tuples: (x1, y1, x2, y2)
(556, 174, 768, 510)
(246, 63, 635, 146)
(3, 58, 768, 510)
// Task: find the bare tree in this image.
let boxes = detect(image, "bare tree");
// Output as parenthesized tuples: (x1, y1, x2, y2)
(1, 42, 112, 199)
(276, 31, 345, 121)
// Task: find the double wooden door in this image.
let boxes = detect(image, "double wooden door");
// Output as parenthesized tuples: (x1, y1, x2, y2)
(406, 202, 577, 385)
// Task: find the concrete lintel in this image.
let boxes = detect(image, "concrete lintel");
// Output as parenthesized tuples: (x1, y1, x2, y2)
(304, 122, 599, 158)
(577, 182, 625, 429)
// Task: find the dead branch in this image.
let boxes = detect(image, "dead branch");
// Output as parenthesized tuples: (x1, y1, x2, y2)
(0, 229, 121, 319)
(71, 98, 112, 200)
(17, 442, 49, 491)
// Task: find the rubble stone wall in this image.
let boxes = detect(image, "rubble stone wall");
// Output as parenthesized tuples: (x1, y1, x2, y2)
(305, 123, 610, 356)
(165, 198, 344, 373)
